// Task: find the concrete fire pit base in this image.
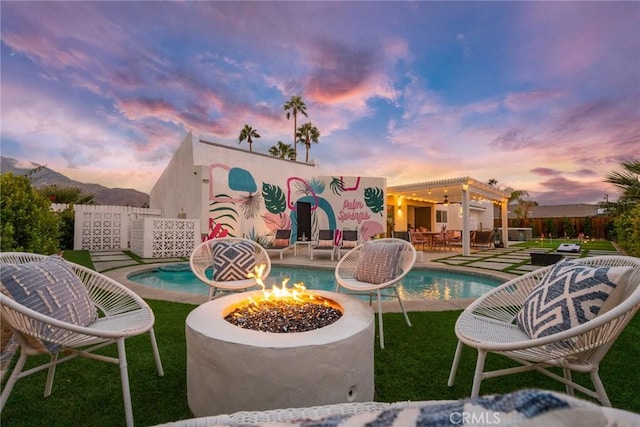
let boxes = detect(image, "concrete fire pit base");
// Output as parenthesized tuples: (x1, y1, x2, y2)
(185, 290, 375, 417)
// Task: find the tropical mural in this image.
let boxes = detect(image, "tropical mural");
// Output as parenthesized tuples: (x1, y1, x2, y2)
(205, 163, 385, 246)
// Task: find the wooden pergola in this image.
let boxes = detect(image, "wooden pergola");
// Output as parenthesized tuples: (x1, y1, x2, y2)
(387, 177, 511, 256)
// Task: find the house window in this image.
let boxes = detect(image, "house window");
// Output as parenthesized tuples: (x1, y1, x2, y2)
(436, 210, 448, 223)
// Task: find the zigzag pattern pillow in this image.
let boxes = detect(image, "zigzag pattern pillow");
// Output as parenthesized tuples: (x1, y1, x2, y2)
(212, 241, 257, 281)
(517, 259, 633, 339)
(354, 242, 404, 285)
(0, 256, 97, 353)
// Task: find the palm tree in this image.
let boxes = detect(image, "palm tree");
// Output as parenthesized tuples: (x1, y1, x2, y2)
(283, 95, 307, 159)
(268, 141, 296, 160)
(296, 122, 320, 163)
(238, 124, 260, 152)
(504, 188, 537, 227)
(605, 160, 640, 205)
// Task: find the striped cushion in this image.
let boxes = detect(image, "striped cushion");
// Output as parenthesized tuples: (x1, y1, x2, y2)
(273, 239, 290, 248)
(353, 242, 403, 285)
(0, 256, 97, 353)
(517, 259, 633, 339)
(341, 240, 358, 249)
(317, 239, 334, 248)
(212, 241, 257, 281)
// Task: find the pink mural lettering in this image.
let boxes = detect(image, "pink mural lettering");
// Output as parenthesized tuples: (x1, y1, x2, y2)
(338, 198, 370, 224)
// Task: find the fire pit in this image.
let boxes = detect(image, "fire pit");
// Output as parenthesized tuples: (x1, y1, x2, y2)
(185, 275, 375, 417)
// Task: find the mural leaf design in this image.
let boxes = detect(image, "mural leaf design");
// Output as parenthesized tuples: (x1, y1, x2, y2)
(329, 177, 345, 195)
(364, 187, 384, 215)
(262, 183, 286, 214)
(307, 178, 325, 195)
(209, 193, 238, 236)
(239, 193, 263, 219)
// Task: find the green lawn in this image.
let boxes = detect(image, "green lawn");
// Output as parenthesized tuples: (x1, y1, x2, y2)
(510, 239, 617, 253)
(2, 249, 638, 425)
(2, 299, 639, 426)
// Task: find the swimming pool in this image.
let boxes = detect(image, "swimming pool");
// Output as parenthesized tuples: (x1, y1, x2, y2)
(127, 264, 503, 301)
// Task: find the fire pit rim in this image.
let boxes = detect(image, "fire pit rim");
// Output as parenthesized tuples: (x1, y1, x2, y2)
(186, 290, 374, 348)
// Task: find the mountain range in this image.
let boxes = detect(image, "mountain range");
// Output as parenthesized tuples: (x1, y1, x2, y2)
(1, 157, 150, 207)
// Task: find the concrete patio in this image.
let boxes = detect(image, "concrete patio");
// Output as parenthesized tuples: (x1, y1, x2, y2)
(95, 243, 620, 313)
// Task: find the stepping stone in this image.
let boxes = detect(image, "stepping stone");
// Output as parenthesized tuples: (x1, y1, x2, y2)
(90, 251, 128, 256)
(467, 261, 512, 270)
(92, 254, 131, 262)
(93, 260, 139, 272)
(511, 264, 545, 273)
(493, 256, 527, 262)
(439, 259, 472, 265)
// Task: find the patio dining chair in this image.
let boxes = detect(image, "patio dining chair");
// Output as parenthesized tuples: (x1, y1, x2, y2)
(393, 230, 423, 262)
(0, 252, 164, 427)
(447, 255, 640, 406)
(335, 238, 417, 348)
(190, 237, 271, 299)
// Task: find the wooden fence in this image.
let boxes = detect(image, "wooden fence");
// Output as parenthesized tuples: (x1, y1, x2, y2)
(494, 216, 612, 240)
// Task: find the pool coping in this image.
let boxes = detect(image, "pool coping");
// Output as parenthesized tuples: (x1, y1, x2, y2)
(104, 259, 518, 313)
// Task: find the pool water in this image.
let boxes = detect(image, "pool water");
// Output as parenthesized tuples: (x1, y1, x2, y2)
(128, 264, 502, 301)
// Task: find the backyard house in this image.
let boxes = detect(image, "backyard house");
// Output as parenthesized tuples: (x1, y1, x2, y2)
(150, 132, 388, 246)
(146, 132, 511, 256)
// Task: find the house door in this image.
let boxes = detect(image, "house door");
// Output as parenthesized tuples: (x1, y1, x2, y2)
(415, 207, 432, 231)
(296, 201, 312, 241)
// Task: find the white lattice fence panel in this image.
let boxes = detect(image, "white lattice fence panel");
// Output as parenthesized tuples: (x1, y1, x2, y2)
(71, 204, 162, 251)
(77, 212, 126, 250)
(130, 220, 145, 255)
(150, 218, 199, 258)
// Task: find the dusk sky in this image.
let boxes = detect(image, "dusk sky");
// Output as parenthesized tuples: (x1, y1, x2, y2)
(1, 1, 638, 205)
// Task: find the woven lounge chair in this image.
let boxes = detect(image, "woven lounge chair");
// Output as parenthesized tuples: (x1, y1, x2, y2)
(265, 229, 294, 260)
(190, 237, 271, 299)
(335, 238, 417, 348)
(447, 255, 640, 406)
(337, 229, 359, 259)
(310, 230, 337, 261)
(0, 252, 164, 427)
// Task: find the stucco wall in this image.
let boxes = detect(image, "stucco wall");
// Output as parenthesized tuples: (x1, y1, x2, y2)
(150, 132, 204, 224)
(151, 133, 387, 244)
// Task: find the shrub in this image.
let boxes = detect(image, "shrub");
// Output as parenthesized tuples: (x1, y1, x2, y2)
(0, 173, 61, 254)
(613, 203, 640, 257)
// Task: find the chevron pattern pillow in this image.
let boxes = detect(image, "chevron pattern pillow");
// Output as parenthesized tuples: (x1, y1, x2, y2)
(212, 241, 257, 281)
(517, 259, 633, 339)
(353, 242, 404, 285)
(0, 256, 97, 353)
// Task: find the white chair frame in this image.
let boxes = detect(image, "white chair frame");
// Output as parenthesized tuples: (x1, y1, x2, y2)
(335, 238, 417, 348)
(190, 237, 271, 300)
(0, 252, 164, 427)
(447, 255, 640, 406)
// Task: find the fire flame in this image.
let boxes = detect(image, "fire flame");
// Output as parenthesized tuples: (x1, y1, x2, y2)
(246, 263, 321, 305)
(226, 264, 332, 318)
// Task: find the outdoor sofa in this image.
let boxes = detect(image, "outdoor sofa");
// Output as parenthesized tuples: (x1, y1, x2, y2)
(155, 389, 640, 426)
